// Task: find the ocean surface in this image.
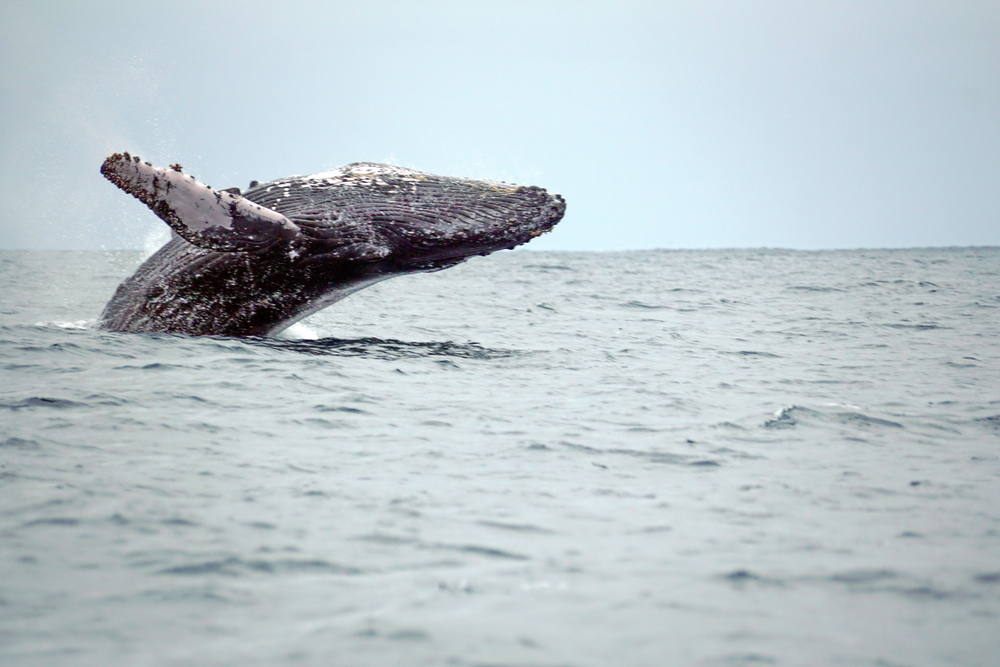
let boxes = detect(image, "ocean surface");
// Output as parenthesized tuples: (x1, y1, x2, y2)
(1, 247, 999, 667)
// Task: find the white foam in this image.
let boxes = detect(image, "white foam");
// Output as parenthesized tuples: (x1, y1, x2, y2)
(279, 322, 319, 340)
(142, 224, 171, 260)
(38, 320, 93, 330)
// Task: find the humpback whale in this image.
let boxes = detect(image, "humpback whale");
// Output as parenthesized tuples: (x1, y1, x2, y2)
(98, 153, 565, 337)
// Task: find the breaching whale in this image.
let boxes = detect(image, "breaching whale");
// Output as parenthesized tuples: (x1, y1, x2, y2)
(98, 153, 565, 337)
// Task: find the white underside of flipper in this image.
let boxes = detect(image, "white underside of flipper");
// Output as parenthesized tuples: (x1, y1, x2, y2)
(101, 153, 305, 252)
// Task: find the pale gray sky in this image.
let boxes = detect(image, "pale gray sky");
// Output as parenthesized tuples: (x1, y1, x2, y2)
(1, 0, 998, 250)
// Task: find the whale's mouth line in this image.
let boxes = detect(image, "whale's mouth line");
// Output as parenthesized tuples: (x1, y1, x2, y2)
(368, 203, 561, 267)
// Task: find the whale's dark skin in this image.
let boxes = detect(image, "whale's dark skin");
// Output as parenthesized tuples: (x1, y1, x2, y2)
(98, 153, 565, 337)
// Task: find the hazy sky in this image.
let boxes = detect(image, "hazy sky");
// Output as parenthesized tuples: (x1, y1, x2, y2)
(1, 1, 997, 251)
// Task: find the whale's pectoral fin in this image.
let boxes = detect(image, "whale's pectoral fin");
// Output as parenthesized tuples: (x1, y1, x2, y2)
(101, 153, 306, 253)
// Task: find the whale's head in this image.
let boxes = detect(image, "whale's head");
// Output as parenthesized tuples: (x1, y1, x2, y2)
(243, 163, 565, 271)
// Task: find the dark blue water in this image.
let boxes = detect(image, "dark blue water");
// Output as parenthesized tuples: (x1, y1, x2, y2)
(2, 247, 999, 666)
